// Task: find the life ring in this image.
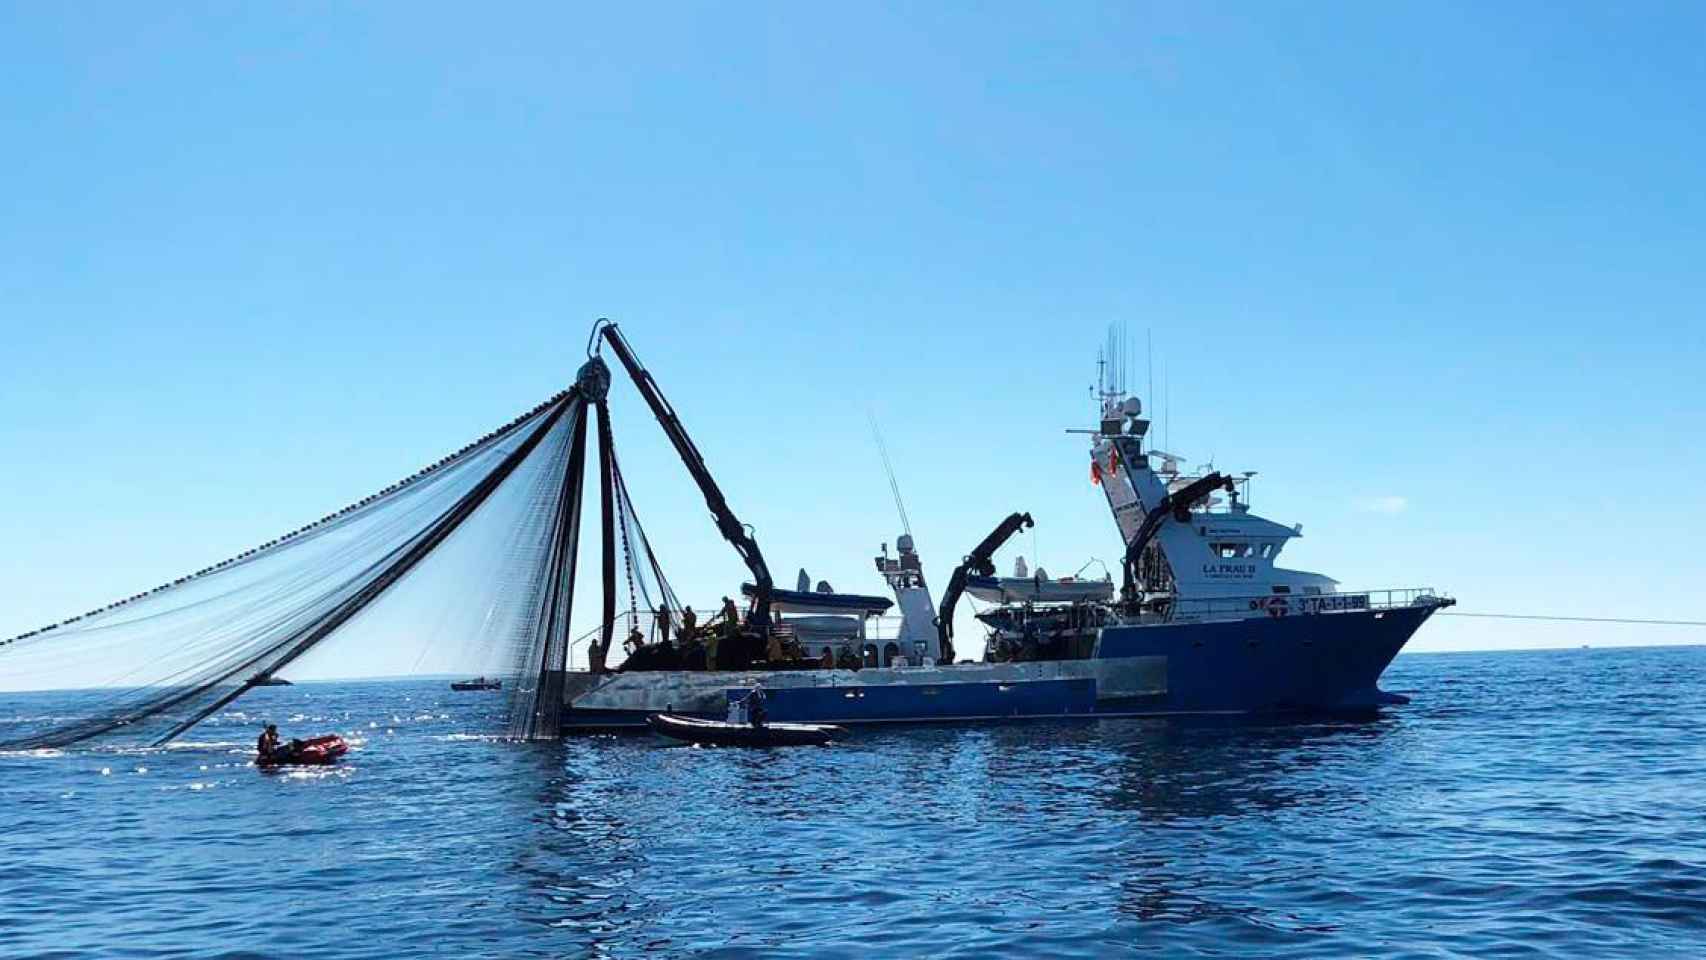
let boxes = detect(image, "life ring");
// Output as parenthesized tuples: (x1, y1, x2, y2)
(1266, 596, 1288, 618)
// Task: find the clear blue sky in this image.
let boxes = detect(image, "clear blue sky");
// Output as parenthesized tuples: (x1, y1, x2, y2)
(2, 2, 1703, 673)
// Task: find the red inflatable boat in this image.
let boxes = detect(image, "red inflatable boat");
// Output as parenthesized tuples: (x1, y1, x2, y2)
(257, 734, 349, 767)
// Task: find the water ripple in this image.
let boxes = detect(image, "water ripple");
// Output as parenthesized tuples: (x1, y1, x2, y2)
(4, 648, 1706, 957)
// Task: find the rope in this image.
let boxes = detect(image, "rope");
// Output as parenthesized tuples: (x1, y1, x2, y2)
(1441, 613, 1706, 628)
(614, 463, 639, 622)
(1, 389, 570, 648)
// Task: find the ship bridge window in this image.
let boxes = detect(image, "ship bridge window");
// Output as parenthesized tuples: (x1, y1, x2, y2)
(1259, 543, 1276, 559)
(1211, 542, 1254, 559)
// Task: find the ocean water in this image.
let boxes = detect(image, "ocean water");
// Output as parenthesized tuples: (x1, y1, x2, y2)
(3, 646, 1704, 959)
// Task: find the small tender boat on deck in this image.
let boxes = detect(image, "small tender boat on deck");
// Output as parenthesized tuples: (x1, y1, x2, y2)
(964, 571, 1114, 605)
(646, 713, 846, 747)
(257, 734, 349, 767)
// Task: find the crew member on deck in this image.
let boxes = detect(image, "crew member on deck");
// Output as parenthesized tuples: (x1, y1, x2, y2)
(718, 596, 741, 669)
(679, 606, 698, 643)
(257, 723, 280, 760)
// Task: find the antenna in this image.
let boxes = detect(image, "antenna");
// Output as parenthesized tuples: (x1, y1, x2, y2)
(1123, 322, 1132, 400)
(1146, 328, 1153, 405)
(1104, 326, 1115, 395)
(1113, 324, 1120, 395)
(1163, 360, 1171, 453)
(1120, 321, 1130, 396)
(868, 413, 912, 537)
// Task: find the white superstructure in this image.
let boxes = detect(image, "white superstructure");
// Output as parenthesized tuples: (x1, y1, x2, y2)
(1090, 393, 1339, 601)
(874, 533, 942, 665)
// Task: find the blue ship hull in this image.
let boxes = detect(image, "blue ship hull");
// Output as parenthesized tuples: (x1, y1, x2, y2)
(1093, 604, 1432, 713)
(560, 606, 1438, 730)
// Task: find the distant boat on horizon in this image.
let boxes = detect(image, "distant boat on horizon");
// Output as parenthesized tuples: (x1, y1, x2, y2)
(451, 677, 502, 692)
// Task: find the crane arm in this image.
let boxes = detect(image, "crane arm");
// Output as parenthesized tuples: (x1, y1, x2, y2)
(594, 321, 775, 627)
(1121, 471, 1232, 598)
(936, 511, 1034, 663)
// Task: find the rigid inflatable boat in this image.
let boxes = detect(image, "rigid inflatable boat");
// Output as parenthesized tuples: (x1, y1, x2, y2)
(258, 734, 349, 767)
(646, 713, 845, 747)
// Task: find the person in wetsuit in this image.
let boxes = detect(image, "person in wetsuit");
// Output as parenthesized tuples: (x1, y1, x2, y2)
(257, 724, 280, 760)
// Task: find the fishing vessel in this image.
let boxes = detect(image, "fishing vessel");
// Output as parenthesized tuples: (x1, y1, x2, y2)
(557, 352, 1452, 729)
(0, 322, 1449, 752)
(450, 677, 503, 692)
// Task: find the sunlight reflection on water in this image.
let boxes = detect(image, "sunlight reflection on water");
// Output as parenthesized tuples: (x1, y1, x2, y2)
(3, 648, 1705, 958)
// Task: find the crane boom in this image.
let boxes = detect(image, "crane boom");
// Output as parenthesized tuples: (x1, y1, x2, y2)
(594, 321, 775, 628)
(936, 511, 1034, 664)
(1121, 471, 1232, 599)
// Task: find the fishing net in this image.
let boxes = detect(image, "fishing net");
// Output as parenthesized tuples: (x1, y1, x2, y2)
(0, 339, 707, 750)
(502, 392, 687, 733)
(611, 449, 684, 640)
(0, 385, 594, 750)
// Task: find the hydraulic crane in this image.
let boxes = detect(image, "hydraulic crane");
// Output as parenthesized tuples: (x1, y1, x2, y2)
(936, 511, 1034, 665)
(590, 320, 776, 633)
(1120, 471, 1233, 603)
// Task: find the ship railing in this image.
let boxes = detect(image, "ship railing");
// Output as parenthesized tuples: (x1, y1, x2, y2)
(1166, 587, 1449, 623)
(565, 611, 651, 672)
